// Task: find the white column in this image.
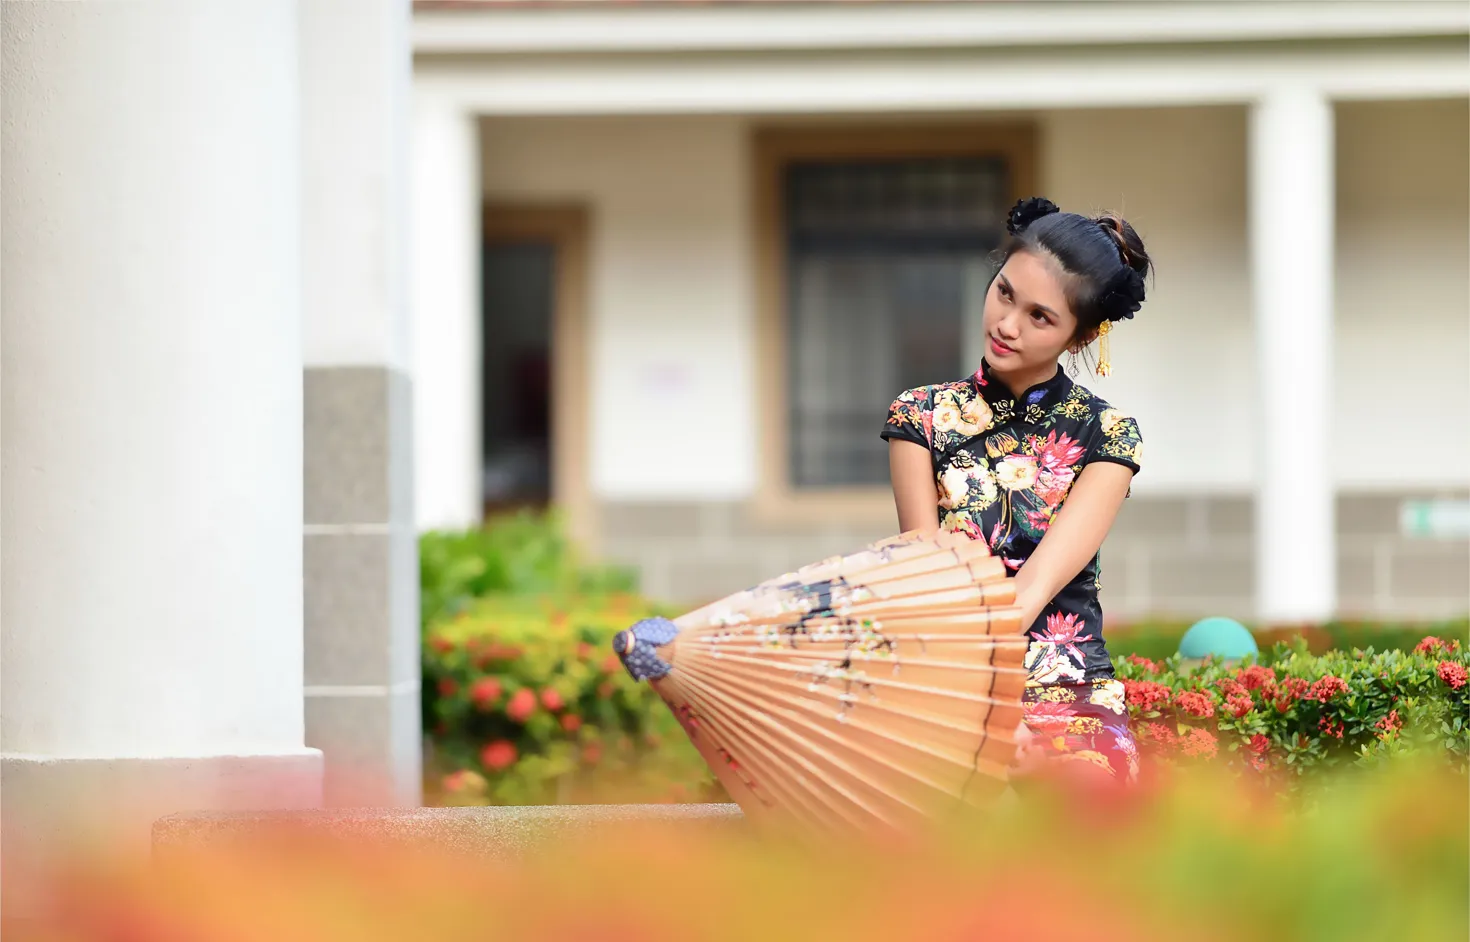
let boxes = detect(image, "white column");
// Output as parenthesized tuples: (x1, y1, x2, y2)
(300, 0, 421, 807)
(1249, 85, 1337, 623)
(411, 94, 482, 531)
(1, 0, 320, 889)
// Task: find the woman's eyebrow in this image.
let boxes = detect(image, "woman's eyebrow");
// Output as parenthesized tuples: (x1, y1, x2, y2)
(1001, 274, 1060, 320)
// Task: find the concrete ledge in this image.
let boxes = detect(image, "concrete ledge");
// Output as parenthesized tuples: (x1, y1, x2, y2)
(154, 803, 748, 859)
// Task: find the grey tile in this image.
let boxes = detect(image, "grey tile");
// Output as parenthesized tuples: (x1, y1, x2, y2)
(1202, 496, 1254, 537)
(389, 526, 422, 686)
(1388, 542, 1470, 601)
(598, 502, 704, 542)
(663, 553, 777, 608)
(306, 366, 413, 525)
(306, 532, 395, 686)
(1146, 547, 1254, 603)
(387, 368, 415, 525)
(1337, 490, 1470, 539)
(1106, 496, 1191, 543)
(1337, 493, 1405, 538)
(1336, 546, 1381, 613)
(305, 688, 421, 807)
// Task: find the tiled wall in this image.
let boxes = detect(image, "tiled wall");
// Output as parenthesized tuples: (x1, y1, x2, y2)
(599, 492, 1469, 621)
(303, 366, 421, 805)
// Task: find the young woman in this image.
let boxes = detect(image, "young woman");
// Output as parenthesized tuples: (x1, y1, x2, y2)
(881, 196, 1150, 784)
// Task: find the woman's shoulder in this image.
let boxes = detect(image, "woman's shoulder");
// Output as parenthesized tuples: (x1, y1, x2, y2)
(1062, 382, 1144, 469)
(882, 376, 979, 449)
(1059, 381, 1139, 432)
(891, 377, 975, 407)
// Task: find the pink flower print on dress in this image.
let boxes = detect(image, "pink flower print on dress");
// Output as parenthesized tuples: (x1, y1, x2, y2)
(1033, 611, 1096, 668)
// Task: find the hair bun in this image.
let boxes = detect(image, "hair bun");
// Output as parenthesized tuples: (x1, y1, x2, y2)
(1096, 267, 1146, 322)
(1006, 197, 1060, 235)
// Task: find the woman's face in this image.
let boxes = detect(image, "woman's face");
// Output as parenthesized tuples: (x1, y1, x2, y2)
(981, 249, 1087, 376)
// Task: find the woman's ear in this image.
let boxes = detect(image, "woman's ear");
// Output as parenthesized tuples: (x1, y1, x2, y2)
(1070, 328, 1100, 354)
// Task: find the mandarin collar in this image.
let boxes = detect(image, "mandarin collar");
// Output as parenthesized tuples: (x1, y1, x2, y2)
(970, 358, 1073, 417)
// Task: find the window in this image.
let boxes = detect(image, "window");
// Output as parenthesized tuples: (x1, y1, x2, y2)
(783, 155, 1012, 488)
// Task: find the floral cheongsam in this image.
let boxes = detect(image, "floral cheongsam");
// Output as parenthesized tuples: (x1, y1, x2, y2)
(880, 359, 1143, 782)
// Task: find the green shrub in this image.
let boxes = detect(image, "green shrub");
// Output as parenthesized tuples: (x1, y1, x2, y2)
(1106, 617, 1470, 661)
(423, 592, 724, 807)
(1116, 634, 1469, 780)
(420, 515, 1469, 804)
(419, 510, 638, 630)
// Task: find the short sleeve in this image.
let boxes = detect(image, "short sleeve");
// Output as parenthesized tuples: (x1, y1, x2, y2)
(879, 386, 933, 450)
(1085, 408, 1143, 476)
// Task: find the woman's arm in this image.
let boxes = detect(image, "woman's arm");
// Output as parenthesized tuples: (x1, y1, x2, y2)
(888, 440, 940, 535)
(1012, 462, 1133, 627)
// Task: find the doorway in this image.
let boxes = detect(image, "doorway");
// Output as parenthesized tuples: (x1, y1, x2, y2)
(479, 205, 593, 548)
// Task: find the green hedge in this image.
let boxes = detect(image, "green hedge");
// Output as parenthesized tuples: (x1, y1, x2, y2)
(421, 515, 1470, 803)
(423, 593, 725, 807)
(1116, 636, 1469, 778)
(1106, 617, 1470, 662)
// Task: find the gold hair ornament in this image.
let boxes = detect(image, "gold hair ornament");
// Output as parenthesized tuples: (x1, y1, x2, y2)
(1096, 320, 1114, 377)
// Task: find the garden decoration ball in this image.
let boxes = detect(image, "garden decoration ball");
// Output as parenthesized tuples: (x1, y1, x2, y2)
(1178, 616, 1258, 661)
(611, 529, 1031, 837)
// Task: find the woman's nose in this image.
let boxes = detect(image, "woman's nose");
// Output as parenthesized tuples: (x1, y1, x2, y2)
(995, 311, 1021, 339)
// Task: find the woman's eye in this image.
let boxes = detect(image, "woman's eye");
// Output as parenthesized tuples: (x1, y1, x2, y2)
(998, 285, 1013, 301)
(1030, 310, 1050, 325)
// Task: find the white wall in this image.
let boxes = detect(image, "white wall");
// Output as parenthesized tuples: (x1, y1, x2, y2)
(481, 116, 755, 500)
(301, 0, 412, 370)
(2, 0, 307, 757)
(477, 103, 1468, 501)
(1042, 105, 1254, 494)
(1335, 99, 1469, 491)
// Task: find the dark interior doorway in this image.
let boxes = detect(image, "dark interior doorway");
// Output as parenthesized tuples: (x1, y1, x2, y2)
(481, 240, 553, 515)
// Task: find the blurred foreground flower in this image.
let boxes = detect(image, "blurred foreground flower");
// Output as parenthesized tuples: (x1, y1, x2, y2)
(12, 761, 1466, 942)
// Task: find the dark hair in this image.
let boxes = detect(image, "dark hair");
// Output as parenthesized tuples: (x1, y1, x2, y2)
(1001, 197, 1152, 342)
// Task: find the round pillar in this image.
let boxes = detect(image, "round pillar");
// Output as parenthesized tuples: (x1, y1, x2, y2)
(1, 0, 321, 895)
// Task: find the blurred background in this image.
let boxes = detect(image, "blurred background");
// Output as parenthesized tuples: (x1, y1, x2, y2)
(2, 1, 1467, 897)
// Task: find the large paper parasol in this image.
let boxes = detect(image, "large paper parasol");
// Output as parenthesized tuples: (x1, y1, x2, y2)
(612, 529, 1029, 836)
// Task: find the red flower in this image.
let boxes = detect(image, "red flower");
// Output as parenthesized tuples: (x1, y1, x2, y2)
(1236, 665, 1277, 692)
(597, 680, 617, 700)
(1308, 675, 1348, 702)
(1033, 612, 1094, 665)
(1034, 431, 1087, 475)
(575, 641, 594, 661)
(560, 713, 583, 734)
(429, 636, 455, 655)
(1125, 654, 1161, 673)
(505, 687, 536, 723)
(600, 654, 623, 675)
(1215, 678, 1247, 698)
(1226, 693, 1254, 718)
(539, 687, 565, 712)
(1124, 680, 1172, 712)
(1180, 727, 1218, 759)
(437, 678, 459, 698)
(1375, 710, 1402, 738)
(470, 677, 502, 709)
(1023, 700, 1076, 736)
(1273, 677, 1309, 712)
(1438, 661, 1468, 690)
(1174, 690, 1216, 720)
(1415, 636, 1449, 655)
(1138, 722, 1179, 754)
(480, 740, 517, 772)
(1248, 733, 1271, 757)
(1317, 716, 1344, 740)
(581, 741, 603, 766)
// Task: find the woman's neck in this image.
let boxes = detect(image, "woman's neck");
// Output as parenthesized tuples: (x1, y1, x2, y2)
(983, 357, 1060, 399)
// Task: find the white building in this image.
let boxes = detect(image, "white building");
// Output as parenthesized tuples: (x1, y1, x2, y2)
(412, 0, 1470, 622)
(1, 0, 1466, 913)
